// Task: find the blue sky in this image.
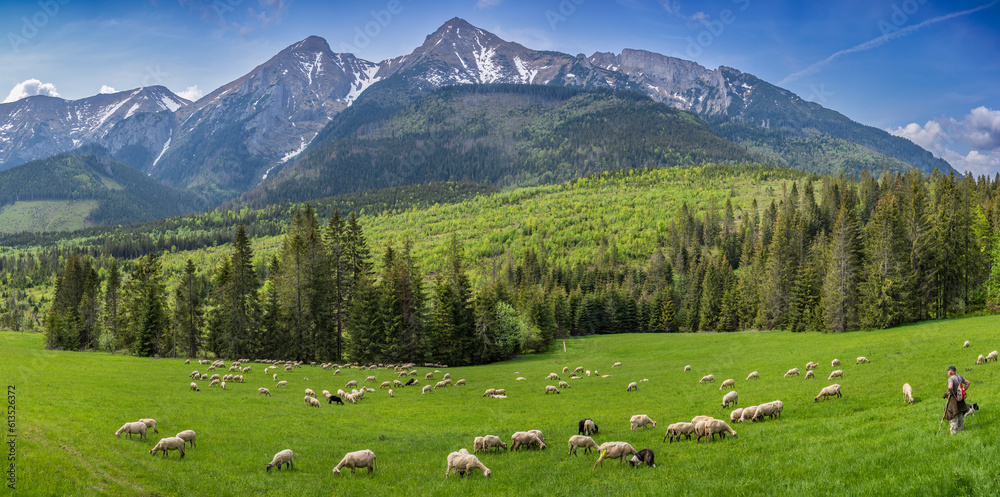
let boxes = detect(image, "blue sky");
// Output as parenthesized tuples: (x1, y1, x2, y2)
(1, 0, 998, 174)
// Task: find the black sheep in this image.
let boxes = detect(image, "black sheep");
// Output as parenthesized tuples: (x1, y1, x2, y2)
(405, 378, 417, 386)
(578, 418, 599, 435)
(629, 448, 655, 468)
(328, 395, 344, 405)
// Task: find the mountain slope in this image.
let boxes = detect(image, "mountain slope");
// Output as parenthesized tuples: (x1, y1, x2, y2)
(244, 83, 753, 206)
(0, 145, 205, 231)
(0, 86, 188, 171)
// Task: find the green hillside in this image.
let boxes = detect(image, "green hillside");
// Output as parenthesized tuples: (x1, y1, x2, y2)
(0, 200, 99, 233)
(4, 314, 1000, 495)
(0, 146, 207, 232)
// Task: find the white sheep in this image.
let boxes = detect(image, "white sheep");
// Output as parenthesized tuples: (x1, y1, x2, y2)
(190, 382, 199, 391)
(586, 370, 592, 376)
(345, 380, 358, 388)
(175, 430, 196, 448)
(740, 406, 758, 422)
(258, 387, 271, 396)
(266, 449, 294, 471)
(989, 351, 999, 362)
(304, 396, 321, 407)
(964, 340, 970, 348)
(511, 432, 546, 450)
(753, 401, 778, 421)
(456, 379, 466, 386)
(559, 381, 571, 389)
(528, 429, 546, 443)
(474, 436, 486, 454)
(832, 358, 840, 367)
(805, 370, 815, 379)
(482, 388, 496, 397)
(722, 391, 738, 408)
(805, 361, 819, 370)
(380, 381, 391, 389)
(593, 441, 636, 468)
(273, 373, 278, 381)
(149, 436, 186, 457)
(545, 385, 560, 394)
(115, 422, 147, 441)
(697, 419, 738, 443)
(495, 388, 506, 396)
(684, 365, 691, 372)
(630, 414, 657, 431)
(221, 381, 226, 390)
(663, 422, 696, 442)
(563, 366, 570, 373)
(784, 368, 800, 377)
(828, 369, 843, 380)
(612, 362, 622, 368)
(547, 373, 561, 380)
(210, 379, 220, 387)
(276, 380, 288, 388)
(139, 419, 158, 434)
(435, 381, 447, 390)
(333, 449, 377, 475)
(425, 372, 434, 379)
(699, 374, 715, 383)
(446, 452, 491, 478)
(365, 376, 377, 383)
(626, 381, 638, 392)
(422, 385, 433, 395)
(719, 379, 735, 390)
(568, 435, 599, 455)
(978, 354, 986, 365)
(856, 356, 870, 364)
(730, 408, 744, 423)
(902, 383, 914, 404)
(815, 384, 842, 402)
(746, 371, 758, 380)
(389, 389, 394, 397)
(483, 435, 508, 453)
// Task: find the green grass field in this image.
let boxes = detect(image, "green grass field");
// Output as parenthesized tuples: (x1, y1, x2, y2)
(5, 316, 1000, 496)
(0, 200, 98, 234)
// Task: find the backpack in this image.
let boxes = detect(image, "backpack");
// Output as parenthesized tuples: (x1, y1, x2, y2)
(954, 375, 968, 401)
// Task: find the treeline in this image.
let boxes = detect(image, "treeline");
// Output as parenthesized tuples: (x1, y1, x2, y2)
(38, 165, 1000, 366)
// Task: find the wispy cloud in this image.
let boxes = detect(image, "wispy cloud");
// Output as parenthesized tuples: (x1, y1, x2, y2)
(780, 1, 998, 86)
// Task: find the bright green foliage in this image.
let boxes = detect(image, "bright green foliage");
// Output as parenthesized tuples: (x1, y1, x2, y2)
(122, 252, 168, 357)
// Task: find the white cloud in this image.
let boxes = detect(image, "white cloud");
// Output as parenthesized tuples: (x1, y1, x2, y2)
(176, 85, 203, 102)
(99, 85, 117, 94)
(476, 0, 503, 9)
(3, 79, 61, 103)
(889, 106, 1000, 176)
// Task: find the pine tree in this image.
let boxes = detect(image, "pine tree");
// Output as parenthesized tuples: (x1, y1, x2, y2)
(173, 258, 204, 358)
(858, 194, 906, 329)
(124, 253, 168, 357)
(226, 223, 259, 359)
(822, 198, 862, 332)
(104, 258, 121, 349)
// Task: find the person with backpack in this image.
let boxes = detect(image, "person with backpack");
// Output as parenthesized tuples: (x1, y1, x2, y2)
(943, 365, 970, 434)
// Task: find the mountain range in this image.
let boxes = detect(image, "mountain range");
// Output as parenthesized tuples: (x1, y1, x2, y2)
(0, 17, 953, 223)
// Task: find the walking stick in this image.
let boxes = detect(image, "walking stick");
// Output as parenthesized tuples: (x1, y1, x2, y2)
(937, 393, 951, 436)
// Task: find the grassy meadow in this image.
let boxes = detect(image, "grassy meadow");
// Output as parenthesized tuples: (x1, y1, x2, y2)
(0, 200, 98, 234)
(5, 316, 1000, 496)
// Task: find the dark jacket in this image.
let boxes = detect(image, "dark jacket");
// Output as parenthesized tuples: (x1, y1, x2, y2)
(944, 393, 968, 420)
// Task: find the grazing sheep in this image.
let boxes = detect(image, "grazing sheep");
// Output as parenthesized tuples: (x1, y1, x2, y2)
(563, 366, 569, 373)
(722, 391, 739, 408)
(828, 369, 844, 380)
(593, 442, 637, 468)
(266, 449, 294, 472)
(545, 385, 560, 394)
(740, 406, 758, 422)
(978, 354, 986, 365)
(234, 375, 244, 383)
(691, 415, 715, 425)
(346, 380, 358, 388)
(422, 385, 433, 395)
(189, 370, 200, 379)
(559, 381, 571, 389)
(586, 370, 591, 376)
(806, 361, 819, 370)
(805, 370, 815, 379)
(304, 396, 321, 407)
(720, 379, 735, 390)
(149, 437, 186, 458)
(730, 408, 744, 423)
(626, 381, 638, 392)
(663, 422, 696, 442)
(612, 362, 622, 368)
(273, 373, 278, 381)
(699, 374, 715, 383)
(579, 418, 599, 436)
(495, 389, 506, 396)
(139, 419, 158, 434)
(697, 419, 738, 443)
(380, 381, 391, 389)
(304, 388, 318, 398)
(333, 449, 377, 475)
(484, 435, 508, 453)
(190, 382, 199, 391)
(515, 377, 528, 381)
(753, 402, 779, 421)
(575, 366, 584, 373)
(856, 356, 870, 364)
(510, 432, 546, 451)
(784, 368, 800, 378)
(443, 373, 451, 380)
(210, 374, 221, 381)
(630, 414, 657, 431)
(185, 359, 190, 364)
(456, 379, 466, 386)
(746, 371, 759, 380)
(425, 372, 434, 380)
(902, 383, 914, 404)
(547, 373, 561, 380)
(210, 379, 220, 387)
(446, 452, 491, 478)
(832, 358, 841, 367)
(393, 380, 403, 388)
(328, 395, 344, 405)
(115, 422, 148, 441)
(364, 376, 376, 383)
(258, 387, 271, 397)
(474, 437, 486, 454)
(964, 340, 970, 348)
(405, 379, 418, 386)
(528, 429, 546, 443)
(770, 400, 784, 418)
(482, 388, 496, 397)
(388, 389, 394, 398)
(989, 351, 999, 362)
(629, 448, 656, 468)
(175, 430, 196, 448)
(435, 381, 447, 390)
(815, 384, 842, 402)
(568, 435, 599, 455)
(684, 365, 691, 372)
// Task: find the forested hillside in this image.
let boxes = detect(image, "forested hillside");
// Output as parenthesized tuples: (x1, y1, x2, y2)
(9, 164, 1000, 368)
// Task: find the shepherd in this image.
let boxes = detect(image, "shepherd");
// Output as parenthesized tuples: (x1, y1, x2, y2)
(941, 365, 970, 435)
